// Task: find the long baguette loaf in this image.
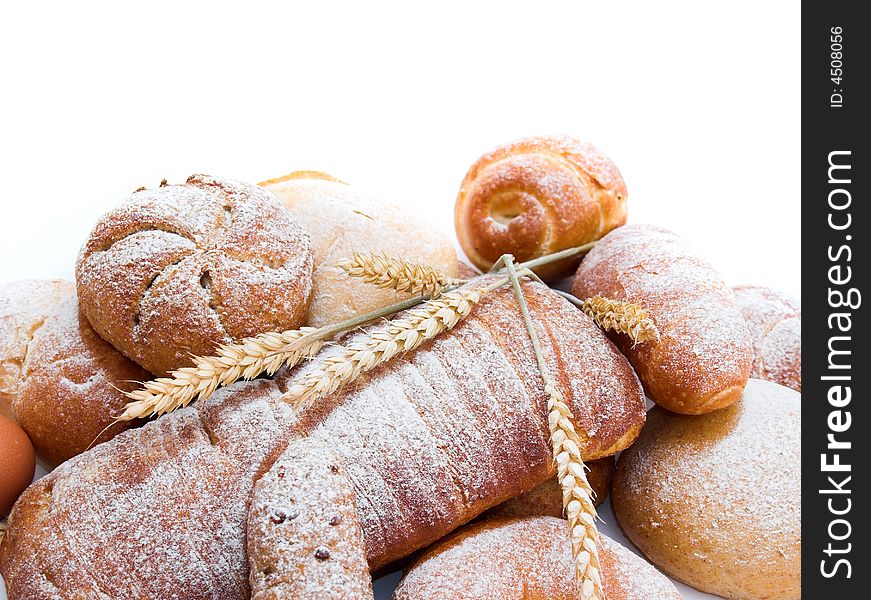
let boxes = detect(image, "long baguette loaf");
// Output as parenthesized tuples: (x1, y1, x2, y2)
(0, 281, 645, 598)
(573, 224, 753, 414)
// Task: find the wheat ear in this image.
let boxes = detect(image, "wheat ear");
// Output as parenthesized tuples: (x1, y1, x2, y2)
(502, 255, 603, 599)
(119, 292, 436, 421)
(339, 252, 464, 296)
(580, 295, 659, 345)
(282, 287, 482, 410)
(0, 521, 6, 546)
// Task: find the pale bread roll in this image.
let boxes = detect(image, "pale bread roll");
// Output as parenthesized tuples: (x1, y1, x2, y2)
(393, 516, 681, 599)
(612, 379, 800, 599)
(733, 285, 801, 392)
(260, 171, 458, 327)
(0, 280, 73, 419)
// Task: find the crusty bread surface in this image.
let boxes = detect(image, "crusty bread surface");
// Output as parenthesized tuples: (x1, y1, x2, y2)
(392, 516, 681, 599)
(733, 285, 801, 392)
(0, 282, 645, 598)
(76, 174, 313, 375)
(573, 224, 753, 414)
(455, 135, 627, 279)
(247, 437, 373, 599)
(612, 378, 800, 600)
(260, 171, 457, 327)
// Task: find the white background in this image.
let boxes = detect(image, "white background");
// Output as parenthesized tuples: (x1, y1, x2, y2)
(0, 2, 800, 598)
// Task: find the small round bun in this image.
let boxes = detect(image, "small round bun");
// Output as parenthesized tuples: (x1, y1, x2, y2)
(487, 456, 614, 519)
(76, 175, 314, 375)
(733, 285, 801, 391)
(393, 516, 681, 599)
(0, 279, 73, 419)
(260, 171, 457, 327)
(455, 135, 627, 279)
(612, 379, 800, 599)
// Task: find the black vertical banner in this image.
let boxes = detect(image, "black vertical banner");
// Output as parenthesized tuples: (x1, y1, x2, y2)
(802, 2, 869, 597)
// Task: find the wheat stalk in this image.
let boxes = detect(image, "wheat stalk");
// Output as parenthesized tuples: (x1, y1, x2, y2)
(501, 255, 603, 599)
(282, 287, 483, 410)
(339, 252, 463, 296)
(119, 328, 326, 420)
(581, 296, 659, 345)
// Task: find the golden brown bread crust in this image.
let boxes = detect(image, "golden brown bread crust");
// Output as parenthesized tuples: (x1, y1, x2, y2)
(76, 174, 314, 375)
(486, 456, 613, 520)
(733, 285, 801, 392)
(260, 171, 458, 328)
(392, 516, 681, 599)
(612, 379, 800, 600)
(15, 291, 149, 466)
(455, 135, 628, 279)
(0, 279, 73, 419)
(455, 260, 481, 280)
(573, 224, 753, 414)
(247, 438, 373, 599)
(0, 282, 645, 598)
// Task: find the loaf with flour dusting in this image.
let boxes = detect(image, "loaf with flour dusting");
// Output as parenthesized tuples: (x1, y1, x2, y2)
(733, 285, 801, 392)
(0, 281, 645, 598)
(573, 224, 753, 414)
(393, 516, 681, 599)
(247, 437, 373, 599)
(0, 280, 148, 465)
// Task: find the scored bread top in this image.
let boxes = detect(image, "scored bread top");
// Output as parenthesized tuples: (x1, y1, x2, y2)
(0, 282, 645, 598)
(75, 174, 314, 375)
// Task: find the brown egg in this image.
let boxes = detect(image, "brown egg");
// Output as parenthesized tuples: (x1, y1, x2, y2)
(0, 414, 36, 517)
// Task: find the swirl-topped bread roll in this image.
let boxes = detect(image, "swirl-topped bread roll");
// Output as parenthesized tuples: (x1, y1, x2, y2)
(455, 135, 628, 279)
(76, 175, 314, 375)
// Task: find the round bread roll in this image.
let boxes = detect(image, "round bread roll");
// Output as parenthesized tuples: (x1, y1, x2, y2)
(733, 285, 801, 392)
(15, 290, 149, 466)
(454, 135, 628, 279)
(260, 171, 458, 327)
(487, 456, 614, 519)
(612, 379, 800, 600)
(393, 516, 681, 599)
(76, 175, 313, 375)
(0, 279, 73, 419)
(573, 224, 753, 414)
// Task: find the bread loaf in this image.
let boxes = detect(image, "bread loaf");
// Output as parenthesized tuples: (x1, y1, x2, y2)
(612, 379, 800, 599)
(0, 282, 646, 598)
(573, 224, 753, 414)
(392, 516, 681, 599)
(0, 280, 73, 419)
(260, 171, 458, 327)
(247, 438, 373, 599)
(76, 174, 314, 375)
(455, 135, 628, 279)
(733, 285, 801, 391)
(486, 456, 613, 519)
(0, 280, 148, 465)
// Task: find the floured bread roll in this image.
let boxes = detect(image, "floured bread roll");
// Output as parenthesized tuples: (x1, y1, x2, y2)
(0, 280, 148, 465)
(0, 280, 72, 419)
(612, 379, 800, 599)
(260, 171, 457, 327)
(247, 438, 373, 599)
(733, 285, 801, 391)
(76, 175, 313, 375)
(393, 516, 681, 599)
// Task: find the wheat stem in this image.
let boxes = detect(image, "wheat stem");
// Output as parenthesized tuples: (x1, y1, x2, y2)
(119, 294, 439, 420)
(339, 252, 464, 296)
(282, 273, 528, 411)
(502, 255, 603, 600)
